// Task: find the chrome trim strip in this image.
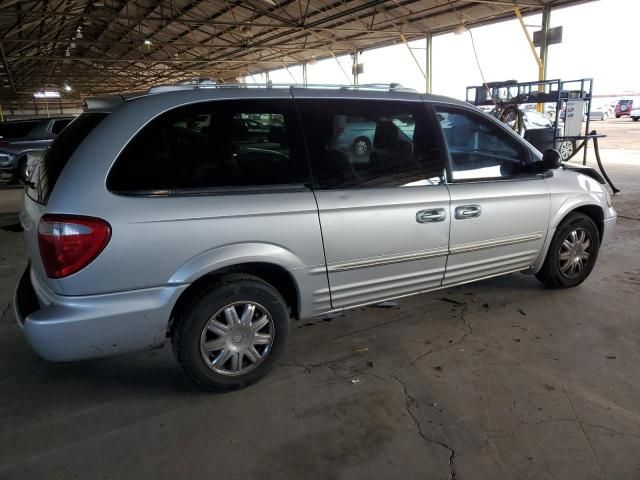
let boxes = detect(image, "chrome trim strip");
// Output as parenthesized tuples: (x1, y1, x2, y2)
(315, 266, 532, 316)
(449, 232, 544, 255)
(328, 247, 449, 272)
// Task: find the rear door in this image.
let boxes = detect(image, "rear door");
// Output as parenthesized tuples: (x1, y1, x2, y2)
(297, 95, 450, 309)
(434, 104, 550, 286)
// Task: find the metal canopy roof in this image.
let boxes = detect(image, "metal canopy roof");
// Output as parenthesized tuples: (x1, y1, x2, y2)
(0, 0, 591, 104)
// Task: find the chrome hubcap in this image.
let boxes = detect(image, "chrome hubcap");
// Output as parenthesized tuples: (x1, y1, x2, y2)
(354, 140, 369, 156)
(200, 301, 274, 376)
(558, 228, 591, 278)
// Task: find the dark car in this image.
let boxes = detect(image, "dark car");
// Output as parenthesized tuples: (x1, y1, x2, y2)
(615, 99, 633, 118)
(0, 116, 74, 182)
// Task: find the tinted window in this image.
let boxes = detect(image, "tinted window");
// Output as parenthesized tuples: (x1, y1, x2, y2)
(27, 114, 107, 204)
(51, 119, 72, 135)
(0, 120, 41, 139)
(298, 99, 444, 189)
(108, 100, 307, 193)
(436, 107, 533, 181)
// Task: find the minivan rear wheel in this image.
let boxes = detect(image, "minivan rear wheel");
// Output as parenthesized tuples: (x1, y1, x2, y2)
(172, 274, 289, 391)
(535, 213, 600, 289)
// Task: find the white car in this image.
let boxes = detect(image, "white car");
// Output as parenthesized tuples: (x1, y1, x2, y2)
(630, 107, 640, 122)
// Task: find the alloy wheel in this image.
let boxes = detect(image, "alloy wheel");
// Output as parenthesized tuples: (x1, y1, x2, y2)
(560, 141, 573, 161)
(353, 139, 370, 156)
(558, 228, 592, 278)
(200, 301, 274, 376)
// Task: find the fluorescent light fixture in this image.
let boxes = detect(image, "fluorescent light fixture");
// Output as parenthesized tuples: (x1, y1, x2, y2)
(63, 83, 72, 92)
(143, 39, 152, 46)
(34, 90, 61, 99)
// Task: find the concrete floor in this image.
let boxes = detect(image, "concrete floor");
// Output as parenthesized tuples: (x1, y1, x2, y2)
(1, 125, 639, 479)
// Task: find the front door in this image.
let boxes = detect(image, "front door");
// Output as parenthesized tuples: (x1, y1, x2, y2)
(296, 95, 450, 308)
(435, 105, 551, 286)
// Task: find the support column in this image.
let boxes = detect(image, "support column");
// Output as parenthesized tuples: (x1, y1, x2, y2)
(539, 6, 551, 81)
(302, 62, 308, 86)
(352, 51, 359, 85)
(425, 32, 433, 94)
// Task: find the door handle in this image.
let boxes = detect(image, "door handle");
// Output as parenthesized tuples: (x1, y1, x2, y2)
(416, 208, 446, 223)
(454, 205, 482, 220)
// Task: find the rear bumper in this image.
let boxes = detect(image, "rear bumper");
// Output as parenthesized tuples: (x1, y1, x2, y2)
(14, 266, 188, 361)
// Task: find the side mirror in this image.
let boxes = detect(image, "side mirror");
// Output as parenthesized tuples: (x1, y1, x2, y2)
(541, 149, 562, 170)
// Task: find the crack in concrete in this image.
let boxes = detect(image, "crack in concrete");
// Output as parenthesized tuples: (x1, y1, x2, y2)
(412, 304, 472, 365)
(560, 382, 606, 480)
(391, 373, 457, 480)
(0, 302, 10, 322)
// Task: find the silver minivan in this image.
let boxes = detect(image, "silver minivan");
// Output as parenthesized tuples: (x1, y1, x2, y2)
(14, 85, 616, 391)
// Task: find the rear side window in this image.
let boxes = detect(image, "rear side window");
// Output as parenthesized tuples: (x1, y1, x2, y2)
(297, 99, 445, 189)
(0, 120, 41, 139)
(436, 107, 533, 181)
(51, 119, 72, 135)
(27, 113, 107, 204)
(107, 99, 308, 193)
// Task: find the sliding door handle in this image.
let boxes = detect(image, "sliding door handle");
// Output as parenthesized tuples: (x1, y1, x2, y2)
(454, 205, 482, 220)
(416, 208, 446, 223)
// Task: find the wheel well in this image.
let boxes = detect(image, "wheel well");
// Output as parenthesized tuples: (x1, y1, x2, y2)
(167, 262, 299, 336)
(570, 205, 604, 240)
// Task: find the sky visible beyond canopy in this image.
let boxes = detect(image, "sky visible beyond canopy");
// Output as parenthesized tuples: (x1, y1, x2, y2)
(250, 0, 639, 101)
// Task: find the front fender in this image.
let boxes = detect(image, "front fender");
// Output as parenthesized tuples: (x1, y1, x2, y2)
(531, 193, 605, 273)
(167, 242, 306, 285)
(550, 193, 605, 229)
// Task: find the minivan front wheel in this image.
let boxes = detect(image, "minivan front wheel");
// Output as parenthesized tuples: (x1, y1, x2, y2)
(535, 213, 600, 289)
(173, 274, 289, 391)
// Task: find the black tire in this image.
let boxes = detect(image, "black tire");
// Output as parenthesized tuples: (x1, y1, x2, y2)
(633, 117, 639, 122)
(535, 213, 600, 289)
(351, 137, 371, 157)
(615, 114, 621, 119)
(172, 274, 289, 392)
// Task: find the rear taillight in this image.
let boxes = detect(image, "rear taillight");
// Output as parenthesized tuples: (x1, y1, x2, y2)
(38, 215, 111, 279)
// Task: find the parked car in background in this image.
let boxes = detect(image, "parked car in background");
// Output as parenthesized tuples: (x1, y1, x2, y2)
(521, 109, 576, 161)
(630, 107, 640, 122)
(615, 99, 633, 118)
(587, 105, 611, 121)
(332, 115, 415, 160)
(0, 116, 74, 182)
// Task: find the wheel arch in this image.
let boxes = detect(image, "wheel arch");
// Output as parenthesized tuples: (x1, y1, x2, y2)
(167, 261, 301, 337)
(166, 243, 307, 335)
(532, 200, 605, 273)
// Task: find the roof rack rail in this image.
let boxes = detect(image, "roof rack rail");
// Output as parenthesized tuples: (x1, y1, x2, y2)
(145, 81, 417, 95)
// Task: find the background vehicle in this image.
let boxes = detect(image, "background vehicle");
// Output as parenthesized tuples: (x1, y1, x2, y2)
(14, 87, 616, 392)
(521, 109, 576, 160)
(615, 99, 633, 117)
(630, 107, 640, 121)
(332, 115, 415, 160)
(0, 116, 74, 182)
(587, 105, 611, 121)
